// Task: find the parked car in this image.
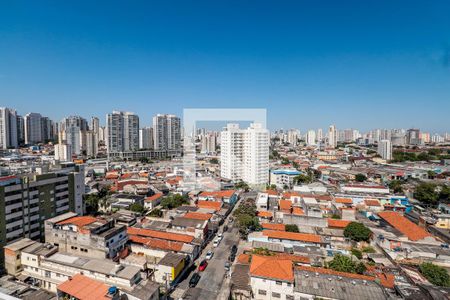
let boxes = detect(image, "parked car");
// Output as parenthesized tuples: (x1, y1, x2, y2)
(189, 273, 201, 287)
(213, 238, 220, 247)
(205, 250, 214, 260)
(224, 261, 231, 271)
(228, 253, 236, 262)
(198, 260, 208, 271)
(217, 232, 223, 239)
(231, 245, 237, 254)
(223, 225, 229, 232)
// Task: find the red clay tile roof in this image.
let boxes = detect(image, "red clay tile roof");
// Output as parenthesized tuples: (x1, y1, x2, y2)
(295, 265, 375, 281)
(237, 253, 251, 264)
(279, 199, 292, 211)
(129, 235, 183, 251)
(199, 190, 236, 198)
(335, 197, 353, 204)
(377, 211, 432, 241)
(184, 212, 213, 220)
(327, 219, 351, 228)
(377, 272, 395, 289)
(292, 207, 304, 215)
(282, 192, 300, 199)
(145, 193, 163, 202)
(265, 190, 278, 196)
(57, 274, 109, 300)
(262, 223, 286, 231)
(257, 211, 273, 218)
(263, 230, 322, 243)
(364, 199, 381, 207)
(127, 227, 194, 243)
(105, 172, 120, 179)
(120, 173, 134, 179)
(197, 200, 222, 211)
(250, 255, 294, 282)
(56, 216, 97, 227)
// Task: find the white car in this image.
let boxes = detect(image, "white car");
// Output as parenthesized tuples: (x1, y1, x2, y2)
(205, 250, 214, 260)
(213, 238, 220, 247)
(217, 232, 223, 239)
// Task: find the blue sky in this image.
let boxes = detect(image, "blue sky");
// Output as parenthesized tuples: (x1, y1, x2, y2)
(0, 1, 449, 132)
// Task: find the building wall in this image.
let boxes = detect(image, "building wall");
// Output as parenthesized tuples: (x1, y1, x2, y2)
(251, 276, 294, 300)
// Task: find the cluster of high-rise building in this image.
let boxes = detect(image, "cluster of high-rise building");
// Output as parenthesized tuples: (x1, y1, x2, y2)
(0, 108, 57, 149)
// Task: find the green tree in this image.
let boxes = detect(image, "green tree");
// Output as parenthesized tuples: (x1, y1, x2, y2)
(389, 180, 404, 194)
(148, 208, 163, 217)
(414, 182, 439, 206)
(439, 185, 450, 202)
(294, 174, 312, 184)
(344, 222, 372, 242)
(355, 174, 367, 182)
(328, 254, 358, 273)
(351, 248, 363, 259)
(235, 181, 250, 191)
(417, 152, 431, 161)
(161, 194, 189, 209)
(233, 200, 261, 237)
(210, 158, 219, 164)
(139, 157, 149, 164)
(130, 203, 145, 213)
(285, 224, 299, 233)
(419, 262, 450, 287)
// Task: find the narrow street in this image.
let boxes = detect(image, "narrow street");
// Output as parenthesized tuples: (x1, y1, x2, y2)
(170, 192, 252, 299)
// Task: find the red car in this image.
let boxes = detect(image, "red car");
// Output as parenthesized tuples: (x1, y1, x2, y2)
(198, 260, 208, 271)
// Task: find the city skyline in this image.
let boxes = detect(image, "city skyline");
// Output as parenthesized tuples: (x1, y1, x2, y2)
(1, 1, 450, 132)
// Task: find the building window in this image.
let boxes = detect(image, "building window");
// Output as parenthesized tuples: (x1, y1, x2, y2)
(272, 292, 281, 298)
(45, 271, 51, 278)
(286, 296, 294, 300)
(287, 282, 292, 287)
(276, 281, 282, 285)
(258, 290, 266, 295)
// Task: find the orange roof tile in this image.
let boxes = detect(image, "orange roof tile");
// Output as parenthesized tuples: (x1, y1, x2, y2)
(378, 211, 432, 241)
(364, 199, 381, 207)
(295, 265, 375, 281)
(199, 190, 236, 198)
(274, 253, 310, 264)
(127, 227, 194, 243)
(57, 274, 109, 300)
(263, 230, 322, 243)
(145, 193, 163, 202)
(257, 211, 273, 218)
(327, 219, 351, 228)
(265, 190, 278, 196)
(282, 192, 300, 199)
(197, 200, 222, 211)
(377, 272, 395, 289)
(237, 253, 251, 264)
(292, 207, 304, 215)
(57, 216, 97, 227)
(184, 212, 213, 220)
(129, 235, 183, 251)
(121, 173, 134, 179)
(335, 197, 353, 204)
(262, 223, 286, 231)
(250, 255, 294, 282)
(279, 199, 292, 211)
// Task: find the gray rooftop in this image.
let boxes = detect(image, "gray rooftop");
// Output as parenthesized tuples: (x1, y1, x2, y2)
(294, 269, 387, 300)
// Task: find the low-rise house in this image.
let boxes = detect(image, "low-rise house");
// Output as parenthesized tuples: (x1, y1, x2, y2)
(250, 255, 295, 300)
(198, 189, 238, 204)
(153, 252, 186, 285)
(170, 217, 208, 240)
(45, 213, 128, 260)
(7, 240, 143, 293)
(249, 230, 325, 248)
(144, 193, 163, 210)
(293, 265, 387, 300)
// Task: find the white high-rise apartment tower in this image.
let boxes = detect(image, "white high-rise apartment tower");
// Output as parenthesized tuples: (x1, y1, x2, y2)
(152, 114, 181, 151)
(0, 107, 18, 149)
(377, 139, 392, 160)
(306, 130, 316, 146)
(328, 125, 337, 148)
(106, 111, 139, 153)
(317, 128, 323, 143)
(24, 112, 43, 144)
(139, 127, 153, 149)
(220, 123, 269, 186)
